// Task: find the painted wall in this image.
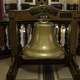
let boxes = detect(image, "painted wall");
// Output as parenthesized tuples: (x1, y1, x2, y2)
(4, 0, 17, 3)
(4, 0, 79, 4)
(66, 0, 78, 4)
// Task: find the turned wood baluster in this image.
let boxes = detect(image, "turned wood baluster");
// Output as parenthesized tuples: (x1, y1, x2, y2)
(58, 24, 61, 45)
(5, 25, 9, 49)
(30, 22, 34, 41)
(26, 23, 33, 46)
(24, 24, 28, 46)
(0, 22, 10, 55)
(17, 23, 22, 53)
(4, 25, 8, 48)
(64, 24, 69, 53)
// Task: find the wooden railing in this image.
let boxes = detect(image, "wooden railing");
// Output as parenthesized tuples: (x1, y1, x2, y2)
(2, 9, 79, 80)
(0, 18, 10, 58)
(0, 10, 80, 58)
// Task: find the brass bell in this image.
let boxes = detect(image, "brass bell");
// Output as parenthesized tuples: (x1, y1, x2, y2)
(22, 19, 64, 59)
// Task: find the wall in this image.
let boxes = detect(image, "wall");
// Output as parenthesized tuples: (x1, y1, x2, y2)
(66, 0, 78, 4)
(5, 0, 16, 3)
(4, 0, 79, 4)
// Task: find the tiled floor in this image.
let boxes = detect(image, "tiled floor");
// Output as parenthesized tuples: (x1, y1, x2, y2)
(75, 56, 80, 69)
(57, 67, 73, 80)
(0, 58, 11, 80)
(16, 65, 40, 80)
(0, 56, 80, 80)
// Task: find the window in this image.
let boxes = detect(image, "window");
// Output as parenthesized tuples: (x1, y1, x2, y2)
(25, 0, 33, 2)
(51, 0, 59, 2)
(25, 0, 36, 5)
(48, 0, 60, 5)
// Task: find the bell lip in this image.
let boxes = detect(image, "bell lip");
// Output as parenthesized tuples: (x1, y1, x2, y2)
(39, 21, 48, 23)
(22, 45, 64, 60)
(22, 54, 64, 60)
(38, 19, 50, 23)
(22, 49, 64, 60)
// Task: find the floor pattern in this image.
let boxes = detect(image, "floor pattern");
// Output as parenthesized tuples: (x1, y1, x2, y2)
(0, 56, 80, 80)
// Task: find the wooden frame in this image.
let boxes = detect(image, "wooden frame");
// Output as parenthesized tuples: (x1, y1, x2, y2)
(6, 6, 80, 80)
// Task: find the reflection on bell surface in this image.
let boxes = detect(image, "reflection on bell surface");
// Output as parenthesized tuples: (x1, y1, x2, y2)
(22, 20, 64, 59)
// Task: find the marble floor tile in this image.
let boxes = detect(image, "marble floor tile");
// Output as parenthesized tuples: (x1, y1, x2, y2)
(0, 58, 11, 80)
(16, 65, 40, 80)
(0, 57, 80, 80)
(56, 67, 73, 80)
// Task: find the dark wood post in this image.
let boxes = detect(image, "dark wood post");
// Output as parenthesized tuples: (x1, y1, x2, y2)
(0, 0, 5, 49)
(69, 20, 79, 55)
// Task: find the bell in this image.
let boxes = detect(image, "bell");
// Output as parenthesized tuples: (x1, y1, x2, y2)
(22, 19, 64, 59)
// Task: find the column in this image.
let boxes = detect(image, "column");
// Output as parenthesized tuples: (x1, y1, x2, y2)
(17, 0, 22, 10)
(63, 0, 67, 10)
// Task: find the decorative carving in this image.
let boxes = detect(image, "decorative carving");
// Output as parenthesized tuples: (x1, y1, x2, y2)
(29, 5, 59, 18)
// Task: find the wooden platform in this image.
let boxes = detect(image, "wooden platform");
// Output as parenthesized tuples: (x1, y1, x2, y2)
(0, 57, 80, 80)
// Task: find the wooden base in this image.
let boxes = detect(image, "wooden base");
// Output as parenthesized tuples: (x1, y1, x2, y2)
(67, 56, 80, 80)
(6, 55, 80, 80)
(0, 48, 11, 59)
